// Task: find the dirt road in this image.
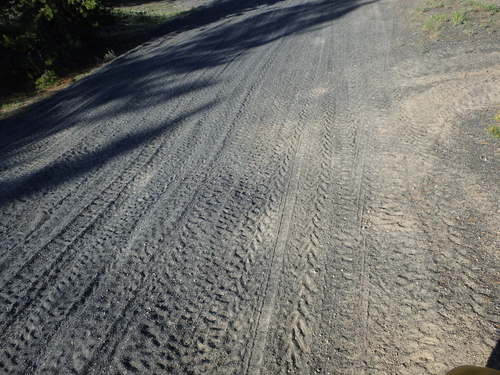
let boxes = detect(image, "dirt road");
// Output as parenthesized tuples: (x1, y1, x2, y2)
(0, 0, 498, 373)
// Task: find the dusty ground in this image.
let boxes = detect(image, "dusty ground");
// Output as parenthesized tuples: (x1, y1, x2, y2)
(0, 0, 498, 374)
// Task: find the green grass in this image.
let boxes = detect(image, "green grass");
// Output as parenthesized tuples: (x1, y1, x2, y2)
(465, 0, 500, 13)
(96, 8, 186, 61)
(451, 10, 467, 24)
(486, 111, 500, 139)
(110, 8, 179, 25)
(416, 0, 500, 36)
(34, 70, 58, 91)
(487, 125, 500, 138)
(423, 14, 449, 31)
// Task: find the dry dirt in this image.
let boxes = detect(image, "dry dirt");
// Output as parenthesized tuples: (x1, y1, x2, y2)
(0, 0, 498, 373)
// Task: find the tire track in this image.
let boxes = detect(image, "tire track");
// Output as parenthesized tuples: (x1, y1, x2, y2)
(78, 8, 322, 373)
(23, 11, 296, 374)
(1, 0, 496, 373)
(97, 18, 309, 375)
(0, 6, 269, 328)
(0, 12, 257, 267)
(244, 21, 330, 375)
(0, 9, 284, 372)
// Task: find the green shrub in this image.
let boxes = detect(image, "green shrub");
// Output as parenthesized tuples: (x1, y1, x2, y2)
(451, 11, 467, 24)
(0, 0, 106, 94)
(35, 70, 58, 91)
(103, 49, 116, 62)
(487, 125, 500, 139)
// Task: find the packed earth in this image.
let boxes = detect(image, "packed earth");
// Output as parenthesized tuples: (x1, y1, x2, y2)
(0, 0, 498, 373)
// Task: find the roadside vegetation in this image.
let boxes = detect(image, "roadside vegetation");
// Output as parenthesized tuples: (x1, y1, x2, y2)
(487, 111, 500, 139)
(415, 0, 500, 37)
(0, 0, 189, 117)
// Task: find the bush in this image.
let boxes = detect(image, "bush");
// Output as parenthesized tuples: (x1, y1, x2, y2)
(488, 125, 500, 139)
(35, 70, 58, 91)
(0, 0, 106, 94)
(103, 49, 116, 62)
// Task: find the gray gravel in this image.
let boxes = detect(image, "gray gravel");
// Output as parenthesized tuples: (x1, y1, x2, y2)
(0, 0, 498, 373)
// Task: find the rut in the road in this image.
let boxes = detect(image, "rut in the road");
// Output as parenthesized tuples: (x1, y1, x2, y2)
(0, 0, 498, 373)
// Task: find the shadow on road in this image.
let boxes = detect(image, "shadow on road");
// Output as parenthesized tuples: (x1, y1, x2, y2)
(0, 101, 217, 206)
(487, 340, 500, 370)
(0, 0, 375, 206)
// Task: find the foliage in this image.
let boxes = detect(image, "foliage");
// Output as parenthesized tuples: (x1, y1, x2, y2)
(418, 0, 500, 37)
(488, 111, 500, 139)
(103, 49, 116, 62)
(0, 0, 106, 94)
(451, 11, 467, 24)
(35, 69, 58, 91)
(487, 125, 500, 139)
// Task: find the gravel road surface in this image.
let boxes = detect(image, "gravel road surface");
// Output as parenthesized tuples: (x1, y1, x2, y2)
(0, 0, 498, 373)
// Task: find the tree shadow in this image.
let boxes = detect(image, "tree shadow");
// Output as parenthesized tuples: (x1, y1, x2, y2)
(0, 101, 217, 206)
(0, 0, 376, 207)
(487, 339, 500, 370)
